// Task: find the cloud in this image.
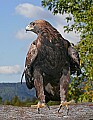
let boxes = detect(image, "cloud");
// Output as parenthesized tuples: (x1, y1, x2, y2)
(0, 65, 22, 74)
(16, 29, 36, 40)
(15, 3, 69, 22)
(15, 3, 50, 19)
(15, 3, 80, 44)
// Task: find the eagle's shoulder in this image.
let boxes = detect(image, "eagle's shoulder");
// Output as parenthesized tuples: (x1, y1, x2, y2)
(25, 40, 38, 67)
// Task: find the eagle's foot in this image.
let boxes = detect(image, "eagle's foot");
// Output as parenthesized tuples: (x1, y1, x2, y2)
(58, 101, 69, 115)
(31, 101, 50, 114)
(58, 100, 75, 115)
(37, 101, 50, 114)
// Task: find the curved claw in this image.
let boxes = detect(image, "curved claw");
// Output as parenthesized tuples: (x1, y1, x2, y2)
(58, 104, 62, 113)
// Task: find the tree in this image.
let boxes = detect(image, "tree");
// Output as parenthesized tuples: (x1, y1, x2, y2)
(76, 35, 93, 102)
(11, 95, 21, 106)
(42, 0, 93, 36)
(42, 0, 93, 102)
(4, 99, 10, 105)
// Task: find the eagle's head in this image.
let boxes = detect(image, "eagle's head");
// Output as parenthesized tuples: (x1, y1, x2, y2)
(25, 20, 53, 34)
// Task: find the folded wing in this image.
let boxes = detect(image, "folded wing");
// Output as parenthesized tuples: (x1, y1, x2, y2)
(21, 41, 38, 89)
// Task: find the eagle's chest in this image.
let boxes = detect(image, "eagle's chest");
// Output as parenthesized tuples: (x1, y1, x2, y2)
(37, 42, 66, 74)
(40, 44, 61, 62)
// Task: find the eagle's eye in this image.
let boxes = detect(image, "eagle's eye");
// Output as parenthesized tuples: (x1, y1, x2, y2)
(30, 22, 35, 26)
(32, 22, 35, 26)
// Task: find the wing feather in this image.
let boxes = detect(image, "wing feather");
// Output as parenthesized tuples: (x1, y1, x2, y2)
(68, 46, 81, 75)
(25, 42, 38, 67)
(68, 46, 80, 65)
(21, 41, 38, 88)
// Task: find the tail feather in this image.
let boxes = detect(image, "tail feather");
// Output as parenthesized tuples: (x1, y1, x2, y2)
(21, 70, 25, 84)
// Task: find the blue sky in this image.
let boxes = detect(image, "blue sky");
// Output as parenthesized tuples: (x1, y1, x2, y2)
(0, 0, 80, 83)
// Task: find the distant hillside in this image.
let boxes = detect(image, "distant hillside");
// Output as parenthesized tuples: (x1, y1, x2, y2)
(0, 82, 36, 101)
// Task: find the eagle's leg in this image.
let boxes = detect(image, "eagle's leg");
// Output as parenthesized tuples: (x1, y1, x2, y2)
(33, 69, 50, 113)
(37, 102, 50, 113)
(58, 67, 70, 115)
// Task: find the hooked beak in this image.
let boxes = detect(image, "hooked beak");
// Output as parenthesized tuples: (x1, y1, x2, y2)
(25, 25, 34, 32)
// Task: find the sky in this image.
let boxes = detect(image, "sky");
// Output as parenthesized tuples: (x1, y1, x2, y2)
(0, 0, 80, 83)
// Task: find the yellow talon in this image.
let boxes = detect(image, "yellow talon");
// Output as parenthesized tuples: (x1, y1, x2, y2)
(31, 102, 50, 113)
(37, 102, 46, 108)
(31, 103, 45, 108)
(58, 100, 75, 114)
(61, 99, 75, 106)
(31, 104, 38, 108)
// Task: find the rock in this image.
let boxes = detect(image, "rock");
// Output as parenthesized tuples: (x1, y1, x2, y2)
(0, 103, 93, 120)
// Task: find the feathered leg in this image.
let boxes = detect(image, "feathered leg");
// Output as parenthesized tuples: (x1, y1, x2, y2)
(58, 67, 70, 115)
(33, 69, 50, 113)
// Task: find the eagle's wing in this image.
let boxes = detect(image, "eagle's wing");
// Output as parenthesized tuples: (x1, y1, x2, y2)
(68, 46, 81, 75)
(25, 41, 38, 68)
(21, 41, 38, 89)
(68, 46, 80, 65)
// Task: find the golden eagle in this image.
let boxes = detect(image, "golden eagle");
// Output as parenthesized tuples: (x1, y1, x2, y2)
(21, 20, 81, 114)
